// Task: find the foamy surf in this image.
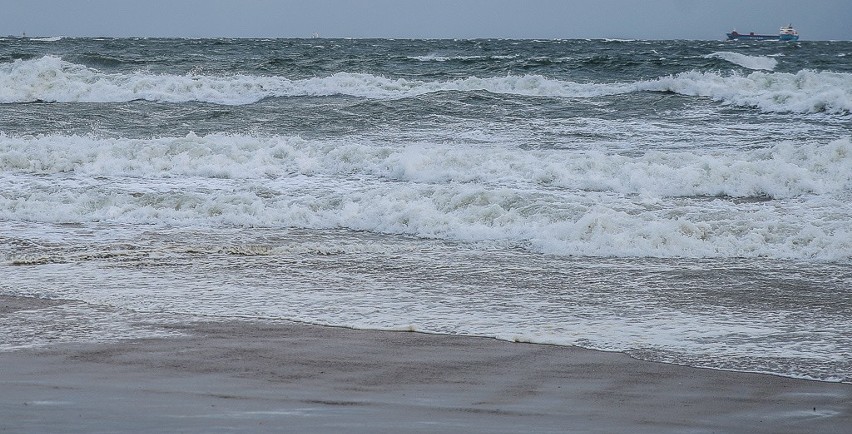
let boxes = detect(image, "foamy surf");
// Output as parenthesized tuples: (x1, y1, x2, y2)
(2, 133, 848, 198)
(641, 69, 852, 114)
(2, 132, 850, 260)
(30, 36, 63, 42)
(2, 56, 850, 113)
(705, 51, 778, 71)
(2, 38, 851, 386)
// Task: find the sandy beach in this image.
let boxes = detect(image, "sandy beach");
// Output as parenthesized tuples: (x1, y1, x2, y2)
(0, 295, 849, 433)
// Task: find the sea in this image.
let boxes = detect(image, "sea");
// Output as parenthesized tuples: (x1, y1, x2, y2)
(1, 37, 850, 383)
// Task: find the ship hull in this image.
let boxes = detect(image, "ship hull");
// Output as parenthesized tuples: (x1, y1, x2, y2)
(727, 33, 799, 42)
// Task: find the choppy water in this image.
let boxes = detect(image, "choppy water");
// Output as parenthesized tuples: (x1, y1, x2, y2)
(1, 37, 850, 382)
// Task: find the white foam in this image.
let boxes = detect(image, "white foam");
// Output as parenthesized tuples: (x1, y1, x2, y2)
(0, 56, 612, 104)
(3, 133, 848, 197)
(409, 54, 518, 62)
(409, 54, 482, 62)
(640, 69, 852, 114)
(2, 133, 850, 260)
(1, 56, 850, 113)
(705, 51, 778, 71)
(0, 56, 279, 105)
(30, 36, 63, 42)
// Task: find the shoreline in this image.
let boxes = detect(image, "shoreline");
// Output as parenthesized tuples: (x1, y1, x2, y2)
(1, 295, 851, 433)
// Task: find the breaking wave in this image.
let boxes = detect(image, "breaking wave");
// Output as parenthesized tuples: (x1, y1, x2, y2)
(2, 132, 849, 199)
(30, 36, 63, 42)
(2, 132, 850, 260)
(639, 69, 852, 114)
(705, 51, 778, 71)
(1, 56, 850, 114)
(408, 54, 518, 62)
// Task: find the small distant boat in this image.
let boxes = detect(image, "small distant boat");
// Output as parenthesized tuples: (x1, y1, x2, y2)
(727, 24, 799, 41)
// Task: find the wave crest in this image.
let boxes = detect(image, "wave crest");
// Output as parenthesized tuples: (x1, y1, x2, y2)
(2, 133, 849, 198)
(2, 133, 850, 260)
(641, 69, 852, 114)
(705, 51, 777, 71)
(1, 56, 850, 114)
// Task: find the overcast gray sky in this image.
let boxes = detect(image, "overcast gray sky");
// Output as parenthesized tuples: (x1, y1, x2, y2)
(3, 0, 851, 40)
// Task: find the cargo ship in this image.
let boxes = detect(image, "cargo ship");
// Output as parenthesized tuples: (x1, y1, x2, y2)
(727, 24, 799, 41)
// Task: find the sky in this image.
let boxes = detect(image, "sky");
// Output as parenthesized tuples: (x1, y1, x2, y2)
(2, 0, 851, 41)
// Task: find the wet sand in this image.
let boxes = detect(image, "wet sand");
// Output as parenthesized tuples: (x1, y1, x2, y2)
(1, 295, 850, 433)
